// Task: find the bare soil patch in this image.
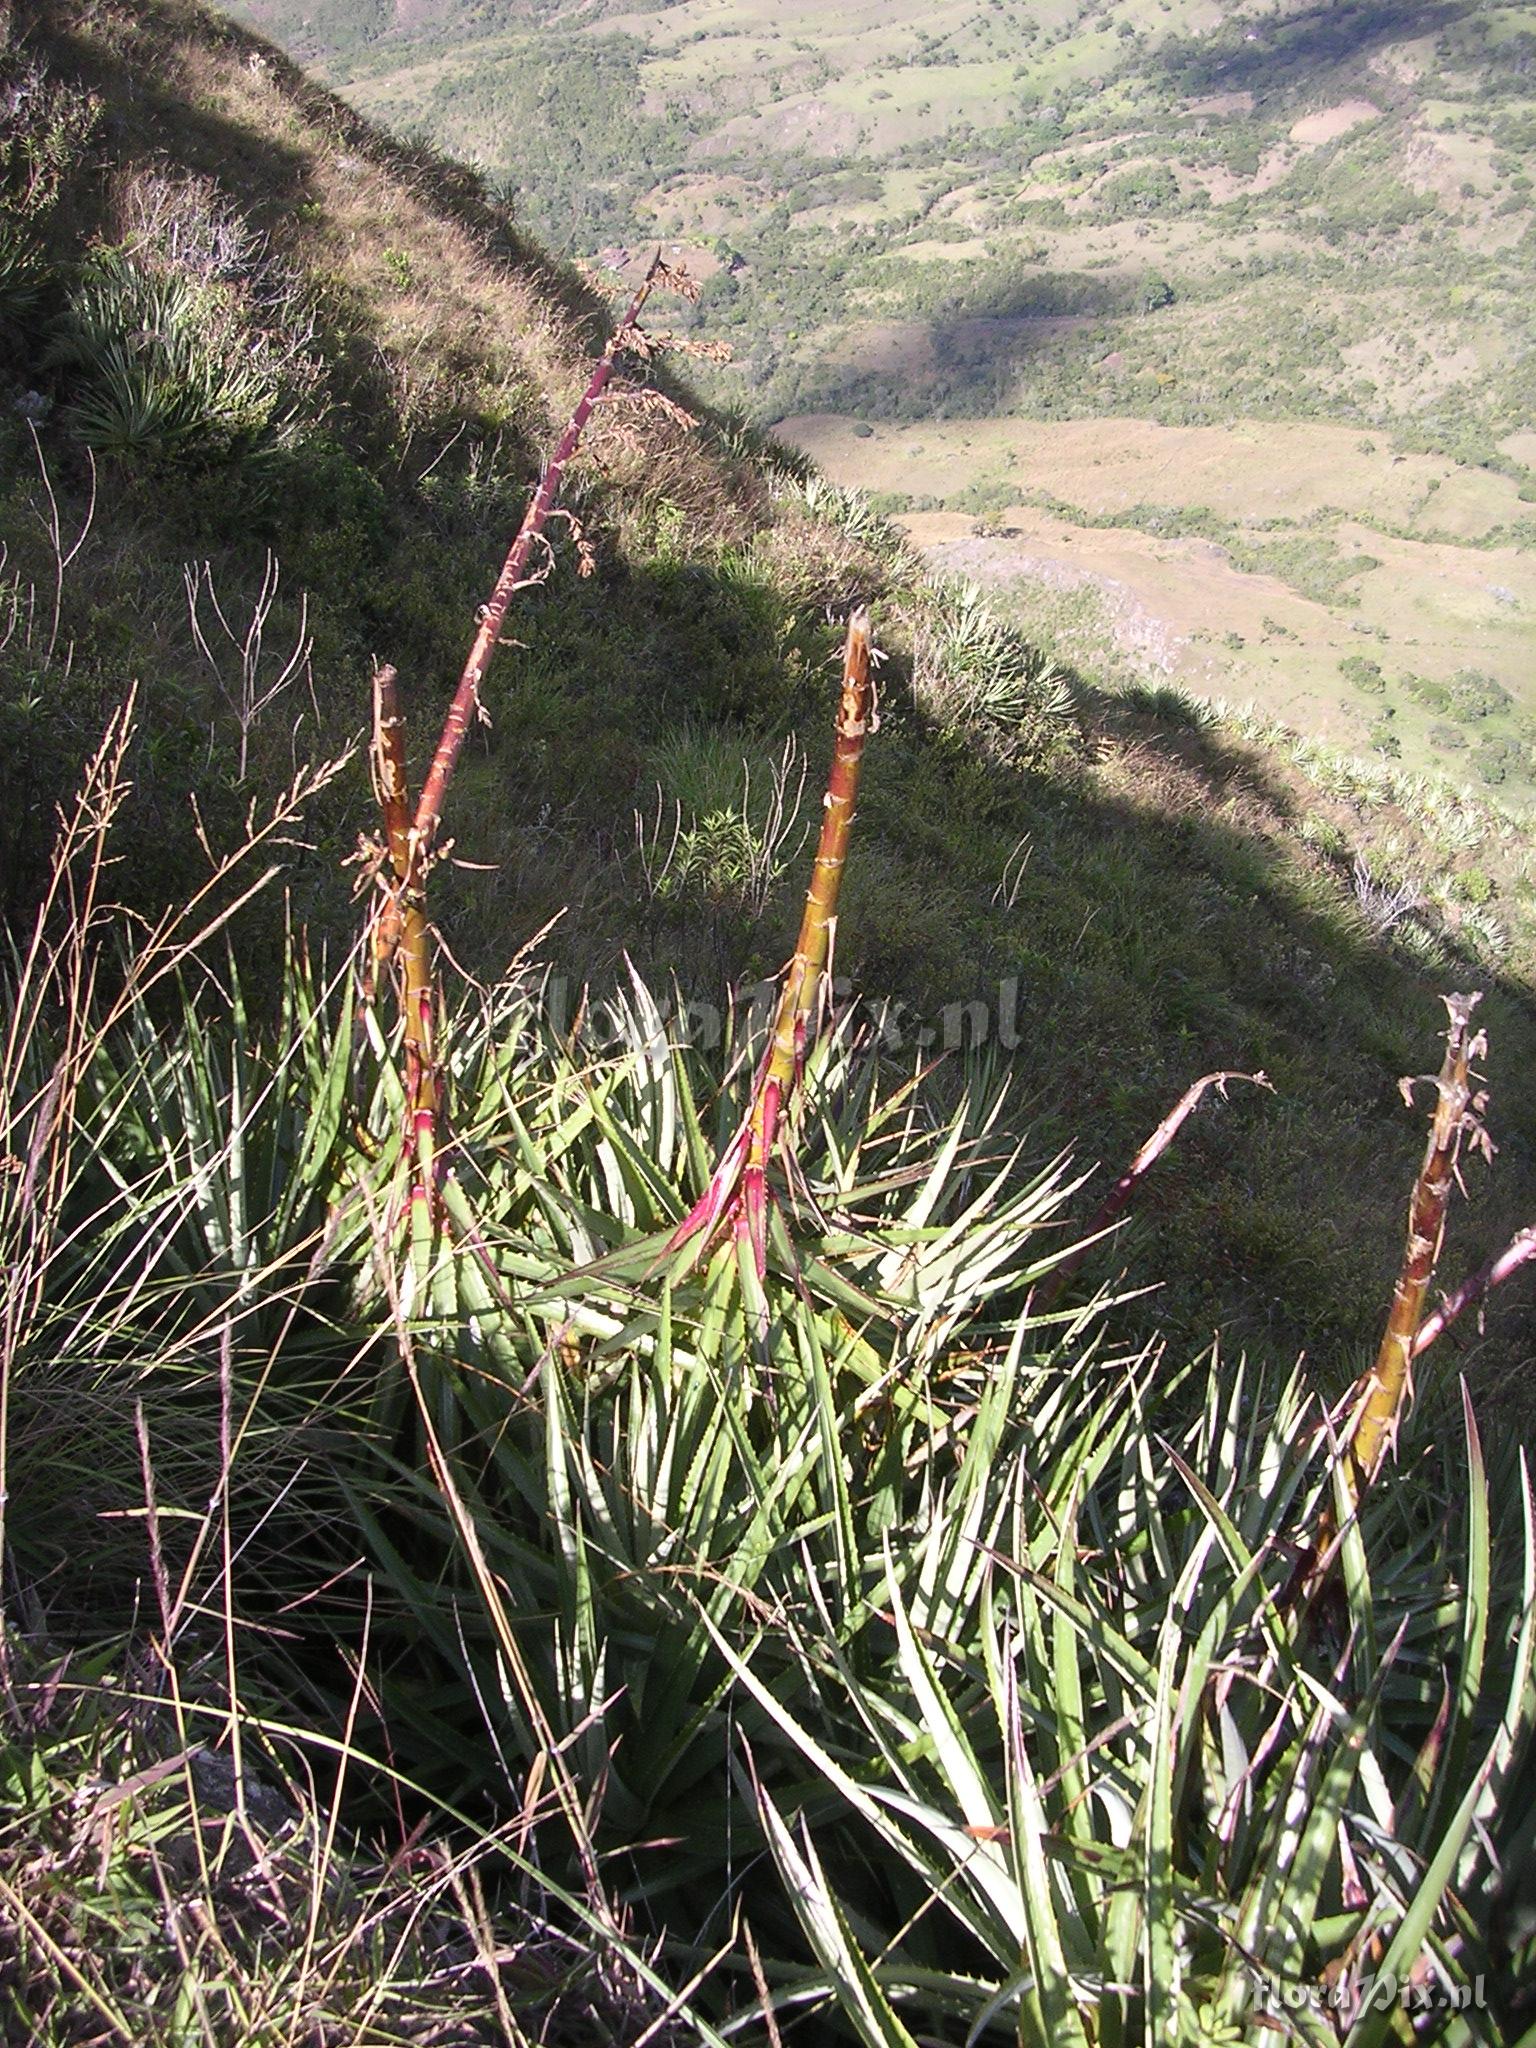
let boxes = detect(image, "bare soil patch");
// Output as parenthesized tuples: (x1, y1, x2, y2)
(900, 507, 1361, 737)
(778, 413, 1523, 539)
(1189, 144, 1296, 202)
(1186, 91, 1254, 119)
(695, 94, 860, 162)
(1288, 99, 1381, 146)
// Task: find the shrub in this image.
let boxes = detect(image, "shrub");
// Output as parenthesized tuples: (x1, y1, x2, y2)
(1407, 673, 1454, 713)
(1340, 653, 1386, 693)
(1449, 668, 1513, 720)
(0, 51, 101, 222)
(1473, 735, 1520, 785)
(1454, 866, 1495, 904)
(1368, 716, 1400, 758)
(638, 729, 809, 918)
(1097, 163, 1181, 218)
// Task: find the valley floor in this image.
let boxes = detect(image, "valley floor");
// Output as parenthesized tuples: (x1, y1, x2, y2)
(779, 409, 1536, 799)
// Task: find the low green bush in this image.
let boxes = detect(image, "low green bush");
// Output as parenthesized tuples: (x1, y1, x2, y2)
(1340, 653, 1386, 693)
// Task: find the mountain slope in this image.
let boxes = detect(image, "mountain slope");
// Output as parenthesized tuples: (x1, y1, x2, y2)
(3, 0, 1535, 1380)
(3, 6, 1536, 2040)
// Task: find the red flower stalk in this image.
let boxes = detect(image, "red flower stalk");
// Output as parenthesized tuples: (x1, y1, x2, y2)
(669, 609, 875, 1278)
(1030, 1068, 1271, 1317)
(1413, 1222, 1536, 1358)
(368, 255, 672, 1223)
(410, 255, 666, 869)
(368, 664, 438, 1224)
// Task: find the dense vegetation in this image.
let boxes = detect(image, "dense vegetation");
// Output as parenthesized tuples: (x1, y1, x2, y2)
(2, 0, 1535, 2040)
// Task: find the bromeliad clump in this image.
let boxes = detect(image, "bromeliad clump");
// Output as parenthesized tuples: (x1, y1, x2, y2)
(668, 608, 875, 1283)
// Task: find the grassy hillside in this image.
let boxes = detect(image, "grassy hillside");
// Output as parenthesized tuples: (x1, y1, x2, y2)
(2, 0, 1528, 1382)
(226, 0, 1536, 794)
(3, 0, 1536, 2038)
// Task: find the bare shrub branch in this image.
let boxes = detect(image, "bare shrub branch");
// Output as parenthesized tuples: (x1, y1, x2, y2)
(184, 550, 316, 781)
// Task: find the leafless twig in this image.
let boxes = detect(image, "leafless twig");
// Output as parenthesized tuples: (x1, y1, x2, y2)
(1352, 855, 1421, 934)
(185, 552, 317, 782)
(28, 424, 95, 670)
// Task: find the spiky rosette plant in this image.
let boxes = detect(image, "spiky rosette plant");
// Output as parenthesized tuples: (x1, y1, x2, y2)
(727, 1369, 1536, 2047)
(14, 699, 1536, 2047)
(332, 946, 1102, 1857)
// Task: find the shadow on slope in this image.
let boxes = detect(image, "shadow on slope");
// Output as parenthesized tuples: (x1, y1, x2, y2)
(412, 538, 1536, 1395)
(795, 269, 1134, 425)
(1156, 0, 1474, 103)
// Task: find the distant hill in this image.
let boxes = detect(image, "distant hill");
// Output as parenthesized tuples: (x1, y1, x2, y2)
(223, 0, 1536, 793)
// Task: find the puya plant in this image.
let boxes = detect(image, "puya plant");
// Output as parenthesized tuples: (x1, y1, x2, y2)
(47, 246, 296, 466)
(322, 227, 1536, 2041)
(726, 1355, 1536, 2046)
(717, 993, 1536, 2047)
(331, 324, 1132, 1907)
(336, 886, 1098, 1896)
